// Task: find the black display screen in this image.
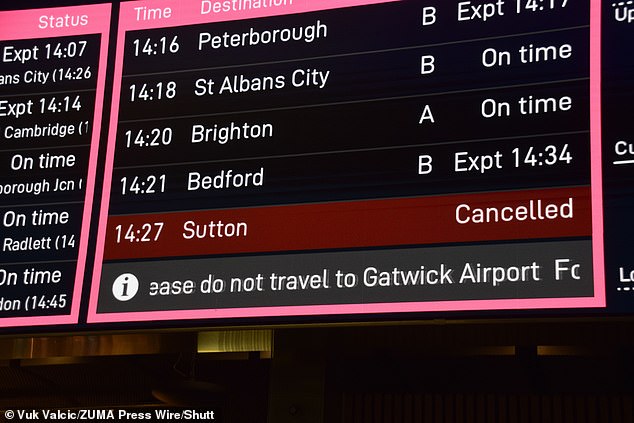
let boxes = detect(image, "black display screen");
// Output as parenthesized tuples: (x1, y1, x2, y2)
(1, 0, 633, 330)
(0, 4, 111, 327)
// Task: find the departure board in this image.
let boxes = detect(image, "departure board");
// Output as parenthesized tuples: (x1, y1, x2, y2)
(0, 4, 110, 328)
(87, 0, 607, 324)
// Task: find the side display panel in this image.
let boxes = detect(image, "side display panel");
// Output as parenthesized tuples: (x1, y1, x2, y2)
(89, 0, 604, 323)
(603, 2, 634, 309)
(0, 4, 111, 327)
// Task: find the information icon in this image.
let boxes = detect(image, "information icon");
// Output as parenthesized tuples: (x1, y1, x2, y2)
(112, 273, 139, 302)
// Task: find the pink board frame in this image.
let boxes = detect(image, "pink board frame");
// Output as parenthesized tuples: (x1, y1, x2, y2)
(0, 4, 111, 328)
(89, 0, 604, 323)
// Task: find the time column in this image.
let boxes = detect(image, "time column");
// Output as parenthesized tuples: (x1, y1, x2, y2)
(0, 4, 110, 328)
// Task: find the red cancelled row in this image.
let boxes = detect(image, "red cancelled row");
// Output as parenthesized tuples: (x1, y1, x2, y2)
(103, 187, 592, 260)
